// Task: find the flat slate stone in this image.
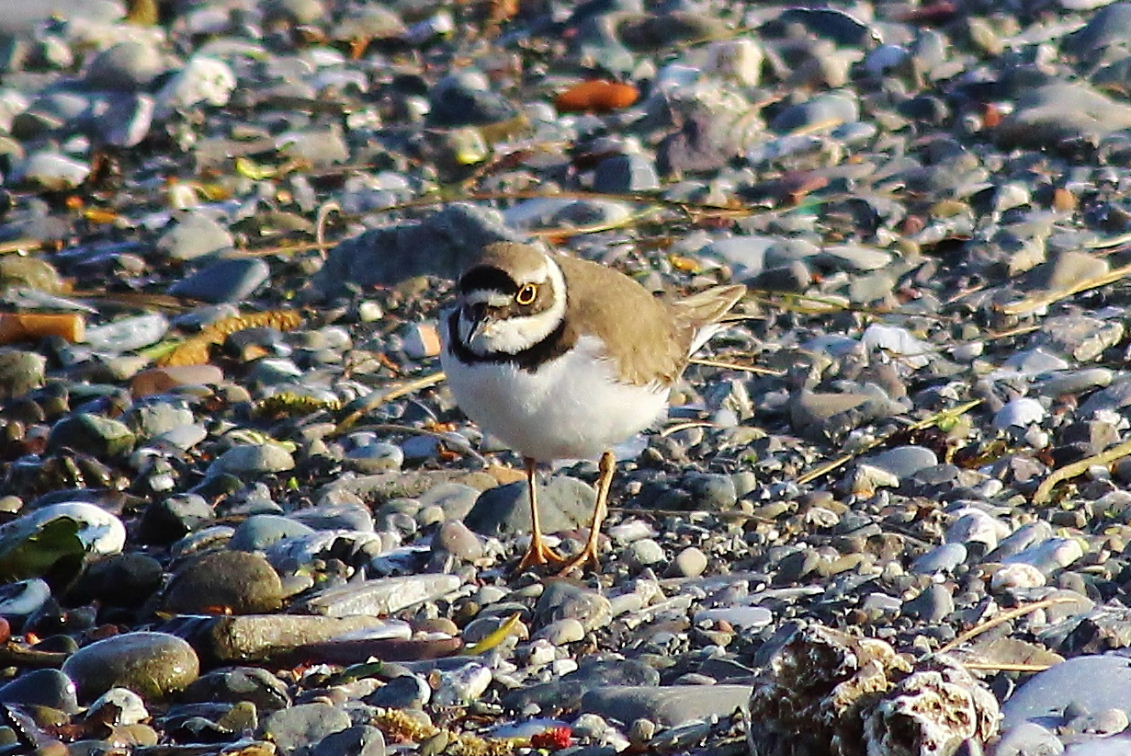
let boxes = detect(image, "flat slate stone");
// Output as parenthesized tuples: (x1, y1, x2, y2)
(581, 684, 753, 727)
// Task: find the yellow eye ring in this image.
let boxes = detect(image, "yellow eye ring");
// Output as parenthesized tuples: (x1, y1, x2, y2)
(515, 283, 537, 306)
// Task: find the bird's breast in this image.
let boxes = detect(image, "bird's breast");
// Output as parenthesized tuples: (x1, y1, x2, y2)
(441, 334, 670, 462)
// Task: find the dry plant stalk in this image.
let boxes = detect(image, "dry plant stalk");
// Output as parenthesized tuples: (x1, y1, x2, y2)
(1032, 438, 1131, 505)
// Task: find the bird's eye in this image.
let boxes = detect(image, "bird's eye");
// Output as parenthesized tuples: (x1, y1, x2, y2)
(515, 283, 538, 305)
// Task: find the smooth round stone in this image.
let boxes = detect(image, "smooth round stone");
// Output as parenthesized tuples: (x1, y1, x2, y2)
(127, 401, 195, 437)
(994, 398, 1047, 429)
(16, 502, 126, 555)
(686, 474, 738, 510)
(946, 509, 1006, 550)
(902, 584, 954, 622)
(62, 632, 200, 701)
(208, 444, 295, 477)
(465, 477, 594, 538)
(535, 581, 612, 633)
(140, 493, 213, 543)
(418, 483, 480, 521)
(991, 563, 1047, 591)
(85, 312, 170, 353)
(771, 92, 859, 133)
(17, 151, 90, 190)
(365, 673, 430, 709)
(993, 722, 1063, 756)
(85, 41, 165, 91)
(616, 535, 660, 568)
(867, 446, 939, 478)
(1002, 655, 1131, 729)
(535, 618, 586, 645)
(593, 154, 660, 193)
(182, 667, 291, 711)
(71, 552, 163, 608)
(0, 349, 46, 400)
(263, 702, 351, 755)
(92, 91, 154, 147)
(670, 547, 708, 578)
(290, 503, 373, 532)
(312, 724, 386, 756)
(228, 514, 315, 551)
(1004, 538, 1085, 574)
(910, 543, 967, 575)
(163, 550, 283, 615)
(156, 212, 233, 261)
(345, 442, 404, 473)
(432, 520, 484, 561)
(582, 685, 754, 728)
(47, 413, 136, 457)
(428, 74, 518, 127)
(432, 662, 492, 706)
(169, 258, 270, 304)
(694, 607, 773, 629)
(0, 668, 78, 713)
(131, 365, 224, 398)
(0, 579, 51, 621)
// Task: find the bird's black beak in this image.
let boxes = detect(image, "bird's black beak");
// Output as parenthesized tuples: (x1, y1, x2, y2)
(463, 302, 490, 341)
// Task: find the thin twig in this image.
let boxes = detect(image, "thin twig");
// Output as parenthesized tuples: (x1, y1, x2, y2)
(659, 420, 720, 438)
(795, 399, 983, 486)
(999, 263, 1131, 316)
(335, 372, 447, 433)
(316, 200, 342, 254)
(688, 357, 783, 376)
(959, 661, 1056, 673)
(1032, 437, 1131, 505)
(936, 596, 1080, 655)
(609, 506, 775, 523)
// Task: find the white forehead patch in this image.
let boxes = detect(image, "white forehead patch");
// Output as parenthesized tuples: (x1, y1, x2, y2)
(458, 256, 567, 356)
(465, 290, 514, 308)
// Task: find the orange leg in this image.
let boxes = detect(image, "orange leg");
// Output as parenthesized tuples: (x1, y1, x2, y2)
(517, 457, 566, 570)
(556, 450, 614, 576)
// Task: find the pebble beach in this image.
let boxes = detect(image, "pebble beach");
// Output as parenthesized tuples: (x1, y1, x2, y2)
(2, 1, 1131, 755)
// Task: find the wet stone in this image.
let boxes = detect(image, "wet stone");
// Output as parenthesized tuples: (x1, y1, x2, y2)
(62, 631, 200, 702)
(228, 514, 316, 551)
(156, 212, 234, 261)
(182, 667, 292, 711)
(535, 581, 613, 633)
(163, 550, 283, 615)
(0, 668, 78, 713)
(0, 349, 45, 399)
(47, 413, 135, 457)
(69, 552, 163, 608)
(84, 41, 165, 91)
(312, 724, 386, 756)
(262, 702, 351, 756)
(465, 476, 595, 538)
(169, 258, 271, 304)
(582, 685, 754, 728)
(365, 673, 430, 709)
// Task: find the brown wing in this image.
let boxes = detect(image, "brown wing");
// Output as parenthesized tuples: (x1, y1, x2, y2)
(555, 255, 743, 386)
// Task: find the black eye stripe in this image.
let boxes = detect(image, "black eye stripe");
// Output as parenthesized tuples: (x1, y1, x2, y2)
(459, 266, 517, 295)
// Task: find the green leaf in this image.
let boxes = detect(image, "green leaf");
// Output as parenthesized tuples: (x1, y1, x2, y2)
(0, 516, 86, 582)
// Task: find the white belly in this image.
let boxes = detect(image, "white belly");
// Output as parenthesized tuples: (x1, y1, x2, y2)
(441, 335, 670, 462)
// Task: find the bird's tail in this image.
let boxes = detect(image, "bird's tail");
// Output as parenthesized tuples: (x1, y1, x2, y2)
(673, 284, 746, 354)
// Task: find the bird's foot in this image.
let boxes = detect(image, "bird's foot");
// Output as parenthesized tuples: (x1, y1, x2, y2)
(554, 540, 600, 577)
(517, 536, 567, 571)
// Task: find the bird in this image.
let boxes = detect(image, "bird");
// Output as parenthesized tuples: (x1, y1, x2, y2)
(439, 241, 745, 575)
